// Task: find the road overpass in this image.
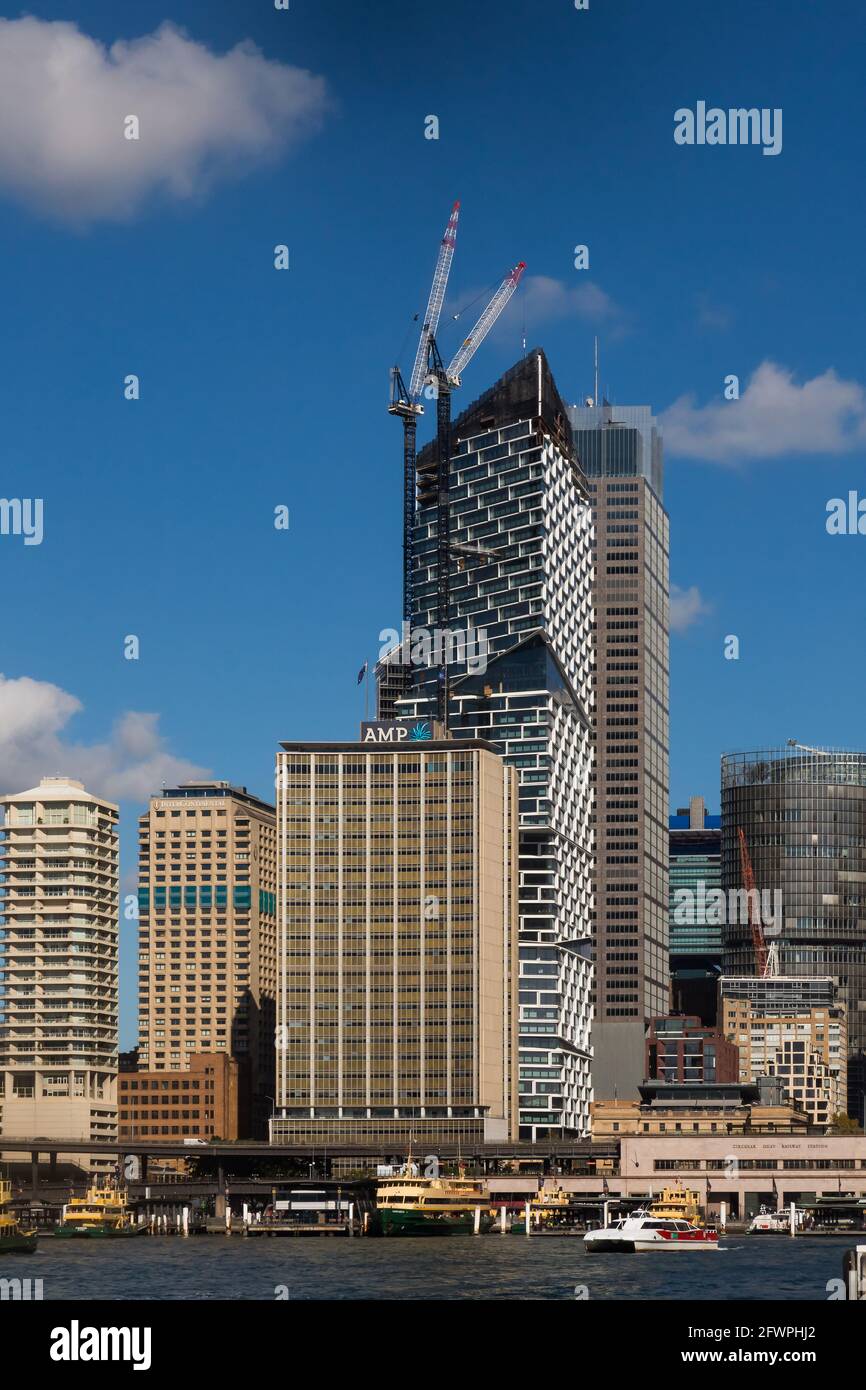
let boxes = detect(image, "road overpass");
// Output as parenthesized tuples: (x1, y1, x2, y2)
(0, 1134, 616, 1198)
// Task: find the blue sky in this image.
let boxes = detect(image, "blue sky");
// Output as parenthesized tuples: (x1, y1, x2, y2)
(0, 0, 863, 1043)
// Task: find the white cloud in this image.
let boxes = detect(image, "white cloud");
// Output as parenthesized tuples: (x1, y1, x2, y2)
(662, 361, 866, 463)
(520, 274, 620, 326)
(670, 584, 711, 633)
(0, 18, 329, 223)
(0, 674, 209, 802)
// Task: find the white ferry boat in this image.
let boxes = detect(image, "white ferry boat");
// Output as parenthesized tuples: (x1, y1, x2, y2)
(748, 1210, 791, 1234)
(584, 1209, 719, 1253)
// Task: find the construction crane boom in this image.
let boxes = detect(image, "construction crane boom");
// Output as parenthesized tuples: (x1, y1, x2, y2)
(408, 201, 461, 403)
(737, 825, 769, 977)
(388, 201, 460, 639)
(445, 262, 526, 386)
(388, 201, 523, 731)
(427, 257, 524, 729)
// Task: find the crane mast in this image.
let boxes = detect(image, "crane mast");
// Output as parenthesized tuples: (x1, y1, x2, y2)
(390, 205, 524, 731)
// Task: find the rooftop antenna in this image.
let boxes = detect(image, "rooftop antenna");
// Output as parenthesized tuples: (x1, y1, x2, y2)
(594, 336, 599, 407)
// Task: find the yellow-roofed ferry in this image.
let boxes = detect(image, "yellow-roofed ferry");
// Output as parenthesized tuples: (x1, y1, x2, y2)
(0, 1177, 37, 1253)
(55, 1178, 145, 1238)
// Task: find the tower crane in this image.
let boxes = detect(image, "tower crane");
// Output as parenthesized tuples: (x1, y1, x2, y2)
(389, 201, 461, 640)
(389, 203, 525, 731)
(736, 825, 778, 978)
(425, 261, 526, 727)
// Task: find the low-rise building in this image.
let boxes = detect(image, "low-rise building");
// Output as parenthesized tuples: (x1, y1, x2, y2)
(645, 1014, 739, 1084)
(720, 975, 847, 1123)
(591, 1080, 809, 1138)
(490, 1131, 866, 1221)
(118, 1051, 239, 1142)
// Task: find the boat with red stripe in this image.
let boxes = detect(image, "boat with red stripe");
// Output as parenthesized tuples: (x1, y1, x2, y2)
(584, 1209, 719, 1253)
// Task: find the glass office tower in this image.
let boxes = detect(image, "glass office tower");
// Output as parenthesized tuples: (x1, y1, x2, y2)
(669, 796, 722, 1025)
(721, 745, 866, 1119)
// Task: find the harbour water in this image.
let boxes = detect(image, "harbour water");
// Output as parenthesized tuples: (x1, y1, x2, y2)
(0, 1234, 852, 1301)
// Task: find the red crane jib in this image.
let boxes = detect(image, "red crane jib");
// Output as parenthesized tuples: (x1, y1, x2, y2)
(737, 825, 768, 976)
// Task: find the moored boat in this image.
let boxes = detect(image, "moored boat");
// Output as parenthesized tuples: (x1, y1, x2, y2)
(511, 1182, 572, 1232)
(584, 1208, 719, 1253)
(748, 1209, 791, 1234)
(648, 1184, 704, 1226)
(0, 1177, 37, 1254)
(54, 1178, 146, 1238)
(377, 1163, 493, 1236)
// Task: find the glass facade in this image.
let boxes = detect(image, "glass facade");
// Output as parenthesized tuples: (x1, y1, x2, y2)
(669, 807, 723, 956)
(570, 403, 663, 498)
(721, 746, 866, 1118)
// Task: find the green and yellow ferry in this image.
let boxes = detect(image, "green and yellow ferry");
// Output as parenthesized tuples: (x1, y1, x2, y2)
(54, 1178, 146, 1238)
(377, 1163, 494, 1236)
(0, 1177, 37, 1253)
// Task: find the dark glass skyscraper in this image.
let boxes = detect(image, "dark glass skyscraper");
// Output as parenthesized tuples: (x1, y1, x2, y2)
(721, 745, 866, 1118)
(670, 795, 722, 1025)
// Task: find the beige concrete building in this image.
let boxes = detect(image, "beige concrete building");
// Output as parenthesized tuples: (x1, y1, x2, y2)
(137, 782, 277, 1137)
(720, 977, 847, 1124)
(272, 736, 519, 1147)
(488, 1133, 866, 1220)
(591, 1083, 809, 1139)
(765, 1041, 843, 1126)
(569, 403, 670, 1102)
(0, 777, 118, 1168)
(118, 1051, 240, 1142)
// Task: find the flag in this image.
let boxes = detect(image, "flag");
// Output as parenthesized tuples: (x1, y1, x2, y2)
(357, 661, 368, 685)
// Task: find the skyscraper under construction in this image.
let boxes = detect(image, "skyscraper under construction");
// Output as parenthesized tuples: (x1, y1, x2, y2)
(398, 349, 596, 1139)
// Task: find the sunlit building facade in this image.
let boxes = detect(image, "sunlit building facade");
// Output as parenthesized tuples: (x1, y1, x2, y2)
(272, 738, 519, 1147)
(137, 782, 277, 1137)
(569, 401, 670, 1101)
(0, 777, 118, 1167)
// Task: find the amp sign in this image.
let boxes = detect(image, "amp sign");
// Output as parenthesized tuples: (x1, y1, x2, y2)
(360, 720, 435, 744)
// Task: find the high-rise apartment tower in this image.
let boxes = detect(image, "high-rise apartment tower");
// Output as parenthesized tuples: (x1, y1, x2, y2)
(0, 777, 119, 1166)
(137, 781, 277, 1137)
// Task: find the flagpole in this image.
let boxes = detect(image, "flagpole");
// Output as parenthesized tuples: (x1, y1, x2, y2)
(364, 665, 369, 721)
